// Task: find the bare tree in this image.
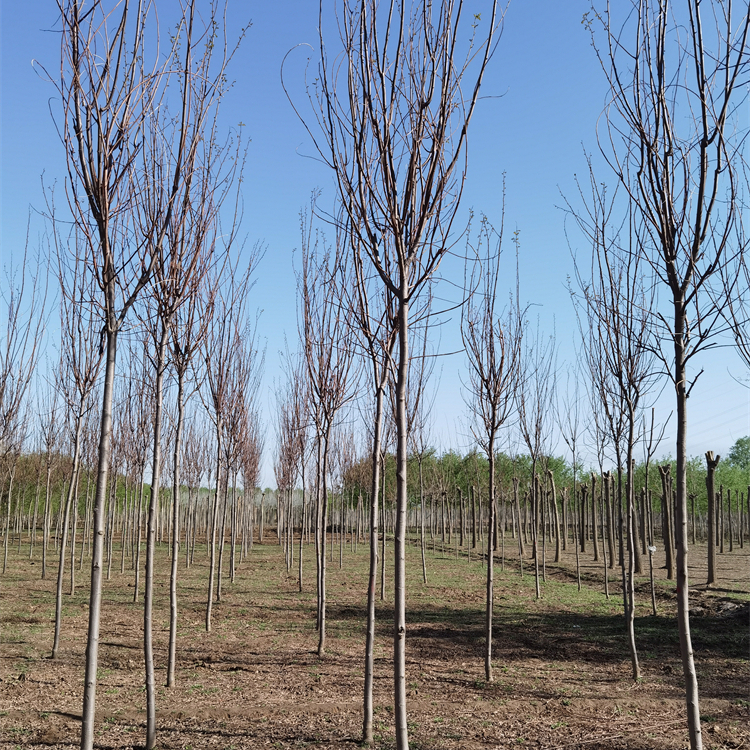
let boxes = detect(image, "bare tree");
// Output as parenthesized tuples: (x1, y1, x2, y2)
(135, 17, 246, 707)
(1, 238, 47, 578)
(201, 264, 255, 632)
(407, 309, 437, 588)
(219, 324, 263, 595)
(461, 215, 522, 682)
(37, 387, 62, 581)
(275, 347, 307, 575)
(298, 210, 356, 657)
(51, 237, 104, 659)
(281, 347, 311, 592)
(517, 322, 557, 600)
(240, 407, 263, 552)
(569, 167, 660, 681)
(557, 363, 586, 557)
(587, 3, 750, 744)
(122, 343, 154, 603)
(287, 4, 502, 744)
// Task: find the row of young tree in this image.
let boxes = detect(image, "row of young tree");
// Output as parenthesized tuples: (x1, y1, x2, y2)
(3, 420, 748, 739)
(2, 1, 750, 750)
(6, 439, 747, 590)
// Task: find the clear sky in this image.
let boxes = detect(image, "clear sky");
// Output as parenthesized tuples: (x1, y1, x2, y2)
(2, 2, 748, 487)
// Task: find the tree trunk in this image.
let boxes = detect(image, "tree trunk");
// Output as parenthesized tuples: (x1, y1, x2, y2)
(363, 372, 386, 745)
(625, 422, 640, 680)
(673, 328, 702, 750)
(144, 326, 168, 749)
(80, 328, 118, 750)
(167, 368, 187, 687)
(705, 453, 719, 585)
(419, 460, 427, 584)
(317, 435, 330, 657)
(485, 449, 496, 682)
(206, 428, 223, 632)
(133, 477, 145, 601)
(41, 466, 51, 579)
(52, 414, 83, 658)
(393, 295, 409, 750)
(659, 466, 675, 580)
(549, 471, 561, 563)
(591, 474, 600, 562)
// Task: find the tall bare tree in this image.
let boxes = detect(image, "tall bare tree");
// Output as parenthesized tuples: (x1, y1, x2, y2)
(288, 4, 502, 744)
(134, 17, 246, 723)
(587, 3, 750, 745)
(298, 211, 356, 657)
(461, 215, 522, 682)
(275, 348, 307, 575)
(569, 166, 660, 681)
(219, 324, 263, 595)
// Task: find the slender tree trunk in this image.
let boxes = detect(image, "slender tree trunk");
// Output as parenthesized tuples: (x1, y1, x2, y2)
(471, 485, 477, 550)
(299, 466, 306, 593)
(419, 460, 427, 584)
(625, 422, 640, 680)
(591, 474, 600, 562)
(601, 487, 609, 600)
(41, 467, 51, 579)
(380, 464, 387, 600)
(217, 479, 229, 601)
(206, 430, 222, 632)
(81, 328, 118, 750)
(485, 448, 495, 682)
(259, 491, 264, 542)
(70, 469, 79, 595)
(29, 469, 42, 559)
(52, 415, 83, 658)
(513, 478, 524, 558)
(673, 328, 702, 750)
(631, 459, 642, 575)
(3, 470, 16, 575)
(719, 486, 724, 553)
(573, 488, 584, 591)
(144, 326, 168, 749)
(549, 471, 561, 563)
(363, 375, 386, 745)
(705, 452, 719, 586)
(167, 369, 186, 687)
(393, 295, 409, 750)
(317, 438, 329, 657)
(133, 477, 145, 601)
(659, 466, 675, 580)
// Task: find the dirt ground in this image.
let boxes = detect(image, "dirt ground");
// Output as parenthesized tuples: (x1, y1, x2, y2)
(1, 533, 748, 749)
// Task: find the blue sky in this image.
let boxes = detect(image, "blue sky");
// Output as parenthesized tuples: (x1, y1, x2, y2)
(2, 2, 747, 486)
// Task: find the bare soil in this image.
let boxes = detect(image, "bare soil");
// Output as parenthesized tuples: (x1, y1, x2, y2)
(1, 534, 748, 749)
